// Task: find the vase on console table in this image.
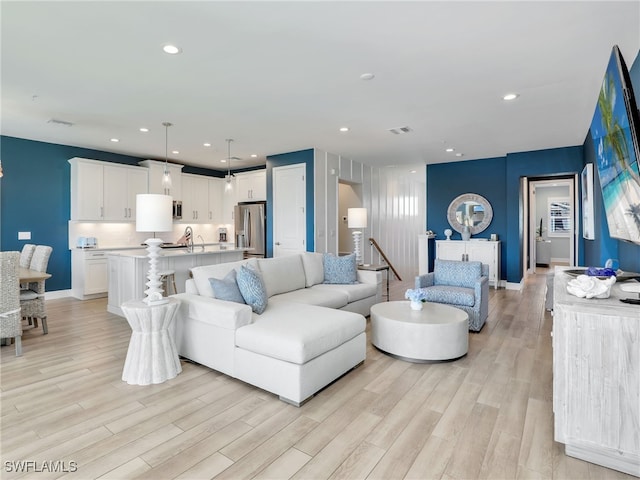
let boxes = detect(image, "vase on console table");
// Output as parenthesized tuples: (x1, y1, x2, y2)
(461, 226, 471, 241)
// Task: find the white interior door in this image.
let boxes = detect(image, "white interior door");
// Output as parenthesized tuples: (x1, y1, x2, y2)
(273, 163, 306, 257)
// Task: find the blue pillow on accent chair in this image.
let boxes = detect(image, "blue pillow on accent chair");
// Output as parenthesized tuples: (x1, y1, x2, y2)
(323, 253, 358, 284)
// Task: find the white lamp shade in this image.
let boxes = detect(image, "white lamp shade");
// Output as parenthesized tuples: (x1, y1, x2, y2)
(136, 194, 173, 233)
(347, 208, 367, 229)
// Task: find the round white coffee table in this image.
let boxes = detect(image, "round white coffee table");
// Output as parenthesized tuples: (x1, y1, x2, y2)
(370, 301, 469, 362)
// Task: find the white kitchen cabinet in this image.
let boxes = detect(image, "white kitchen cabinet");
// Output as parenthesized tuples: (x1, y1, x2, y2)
(436, 240, 501, 288)
(138, 159, 183, 200)
(208, 178, 223, 223)
(69, 158, 148, 221)
(552, 268, 639, 476)
(103, 164, 148, 221)
(70, 159, 104, 220)
(181, 173, 209, 222)
(222, 183, 236, 225)
(236, 170, 266, 202)
(71, 249, 110, 299)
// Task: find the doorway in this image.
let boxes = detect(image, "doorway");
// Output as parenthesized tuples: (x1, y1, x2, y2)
(525, 175, 578, 275)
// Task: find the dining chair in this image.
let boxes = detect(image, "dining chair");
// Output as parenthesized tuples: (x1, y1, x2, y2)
(20, 245, 52, 335)
(19, 244, 36, 269)
(1, 252, 23, 356)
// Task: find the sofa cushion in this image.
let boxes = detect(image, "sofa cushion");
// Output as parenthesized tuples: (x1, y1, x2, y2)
(434, 260, 482, 289)
(323, 253, 358, 284)
(191, 259, 255, 298)
(268, 287, 349, 309)
(235, 303, 365, 364)
(301, 252, 324, 287)
(257, 254, 306, 297)
(311, 282, 377, 303)
(209, 269, 245, 304)
(237, 265, 268, 314)
(421, 285, 476, 307)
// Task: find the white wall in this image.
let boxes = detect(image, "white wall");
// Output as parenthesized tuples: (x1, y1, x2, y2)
(314, 149, 426, 281)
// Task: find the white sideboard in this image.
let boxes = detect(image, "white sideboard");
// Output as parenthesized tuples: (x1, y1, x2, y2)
(552, 267, 640, 476)
(436, 240, 501, 289)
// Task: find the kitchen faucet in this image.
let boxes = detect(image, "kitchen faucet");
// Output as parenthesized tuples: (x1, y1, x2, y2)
(197, 234, 205, 251)
(184, 226, 194, 252)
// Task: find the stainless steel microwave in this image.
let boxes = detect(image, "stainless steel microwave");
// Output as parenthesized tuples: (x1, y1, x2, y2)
(173, 200, 182, 220)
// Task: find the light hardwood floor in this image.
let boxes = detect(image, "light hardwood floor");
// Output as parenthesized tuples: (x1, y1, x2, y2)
(1, 271, 635, 480)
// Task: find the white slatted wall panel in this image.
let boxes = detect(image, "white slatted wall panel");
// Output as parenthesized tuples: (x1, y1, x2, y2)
(314, 147, 425, 280)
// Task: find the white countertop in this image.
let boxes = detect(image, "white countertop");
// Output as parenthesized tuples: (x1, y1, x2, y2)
(71, 243, 236, 252)
(106, 245, 250, 258)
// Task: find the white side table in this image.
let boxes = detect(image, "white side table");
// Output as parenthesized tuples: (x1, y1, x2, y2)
(121, 297, 182, 385)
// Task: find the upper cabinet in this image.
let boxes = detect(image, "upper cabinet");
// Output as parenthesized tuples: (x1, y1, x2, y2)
(208, 178, 224, 224)
(181, 173, 209, 222)
(138, 159, 183, 200)
(69, 158, 148, 221)
(235, 170, 266, 202)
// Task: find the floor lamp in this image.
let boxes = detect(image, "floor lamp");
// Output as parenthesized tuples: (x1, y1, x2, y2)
(136, 194, 173, 305)
(348, 207, 367, 265)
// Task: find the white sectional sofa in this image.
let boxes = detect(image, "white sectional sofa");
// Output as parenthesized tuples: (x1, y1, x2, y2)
(171, 252, 382, 405)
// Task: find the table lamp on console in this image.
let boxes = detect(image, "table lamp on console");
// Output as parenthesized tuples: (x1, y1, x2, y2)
(348, 207, 367, 265)
(136, 194, 173, 305)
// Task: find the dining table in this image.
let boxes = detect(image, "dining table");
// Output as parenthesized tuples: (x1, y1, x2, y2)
(19, 268, 52, 283)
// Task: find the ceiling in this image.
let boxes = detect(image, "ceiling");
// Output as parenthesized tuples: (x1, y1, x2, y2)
(2, 1, 639, 172)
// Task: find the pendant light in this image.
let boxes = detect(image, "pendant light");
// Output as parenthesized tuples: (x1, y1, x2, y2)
(161, 122, 173, 191)
(224, 138, 233, 191)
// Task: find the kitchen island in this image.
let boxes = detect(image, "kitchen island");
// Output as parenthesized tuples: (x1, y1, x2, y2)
(107, 246, 247, 316)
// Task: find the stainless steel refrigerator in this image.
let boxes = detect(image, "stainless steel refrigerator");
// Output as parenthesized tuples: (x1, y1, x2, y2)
(234, 201, 266, 257)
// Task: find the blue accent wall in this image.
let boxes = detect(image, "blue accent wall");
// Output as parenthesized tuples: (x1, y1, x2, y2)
(427, 156, 507, 270)
(265, 149, 315, 257)
(0, 136, 227, 291)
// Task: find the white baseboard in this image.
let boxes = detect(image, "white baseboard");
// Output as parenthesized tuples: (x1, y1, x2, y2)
(505, 280, 524, 291)
(45, 289, 72, 300)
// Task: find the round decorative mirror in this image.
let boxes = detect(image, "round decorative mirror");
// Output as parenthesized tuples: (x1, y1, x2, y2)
(446, 193, 493, 235)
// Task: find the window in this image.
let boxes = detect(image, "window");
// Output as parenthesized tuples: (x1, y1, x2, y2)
(548, 197, 571, 237)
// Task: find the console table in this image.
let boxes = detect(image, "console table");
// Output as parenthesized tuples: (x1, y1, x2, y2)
(552, 267, 640, 476)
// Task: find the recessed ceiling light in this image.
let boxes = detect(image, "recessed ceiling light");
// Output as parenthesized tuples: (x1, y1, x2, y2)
(455, 153, 464, 157)
(250, 154, 257, 158)
(360, 73, 375, 81)
(163, 44, 182, 55)
(139, 127, 149, 133)
(172, 150, 179, 154)
(221, 159, 227, 163)
(503, 93, 519, 101)
(339, 127, 349, 132)
(203, 143, 211, 147)
(445, 147, 455, 152)
(110, 138, 119, 142)
(410, 170, 416, 174)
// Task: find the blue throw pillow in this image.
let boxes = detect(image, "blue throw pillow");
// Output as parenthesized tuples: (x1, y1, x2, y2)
(236, 265, 268, 314)
(209, 269, 245, 304)
(323, 253, 358, 284)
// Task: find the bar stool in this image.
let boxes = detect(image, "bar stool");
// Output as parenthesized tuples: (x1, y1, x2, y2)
(158, 270, 177, 296)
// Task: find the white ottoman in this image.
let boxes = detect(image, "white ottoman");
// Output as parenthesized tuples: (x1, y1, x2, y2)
(370, 301, 469, 362)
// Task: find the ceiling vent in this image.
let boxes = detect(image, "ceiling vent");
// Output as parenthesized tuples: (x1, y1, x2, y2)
(47, 118, 74, 127)
(388, 126, 412, 135)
